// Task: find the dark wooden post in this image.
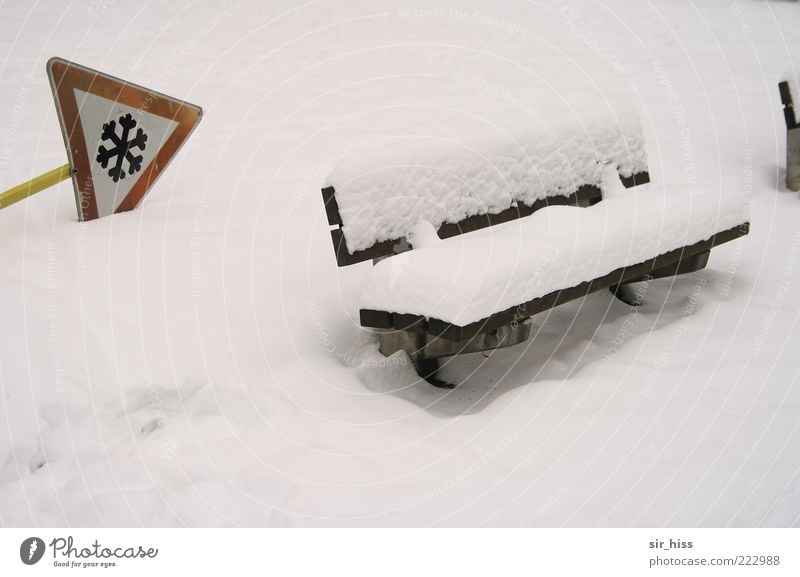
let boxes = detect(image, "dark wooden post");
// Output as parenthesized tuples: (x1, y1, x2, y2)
(779, 81, 800, 192)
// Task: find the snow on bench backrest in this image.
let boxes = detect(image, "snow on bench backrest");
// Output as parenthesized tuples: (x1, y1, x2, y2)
(324, 109, 648, 263)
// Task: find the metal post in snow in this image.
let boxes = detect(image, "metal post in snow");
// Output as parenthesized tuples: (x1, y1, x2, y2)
(779, 81, 800, 192)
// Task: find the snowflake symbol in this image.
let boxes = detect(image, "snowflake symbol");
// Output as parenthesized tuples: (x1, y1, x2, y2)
(95, 113, 148, 183)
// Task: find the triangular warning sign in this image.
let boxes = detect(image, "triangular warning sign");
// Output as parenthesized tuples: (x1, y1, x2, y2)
(47, 57, 202, 221)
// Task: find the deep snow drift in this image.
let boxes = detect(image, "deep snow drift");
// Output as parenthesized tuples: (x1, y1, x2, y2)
(1, 0, 799, 527)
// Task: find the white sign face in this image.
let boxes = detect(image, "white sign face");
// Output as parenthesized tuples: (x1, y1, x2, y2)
(74, 89, 179, 217)
(47, 57, 202, 221)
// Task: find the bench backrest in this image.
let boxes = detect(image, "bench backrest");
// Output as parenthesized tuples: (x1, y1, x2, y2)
(780, 80, 798, 129)
(322, 113, 650, 266)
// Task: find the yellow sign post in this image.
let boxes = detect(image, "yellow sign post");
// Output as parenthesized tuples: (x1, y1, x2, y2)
(0, 164, 72, 210)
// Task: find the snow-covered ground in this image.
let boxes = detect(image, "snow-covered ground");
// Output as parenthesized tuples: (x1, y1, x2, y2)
(1, 0, 799, 527)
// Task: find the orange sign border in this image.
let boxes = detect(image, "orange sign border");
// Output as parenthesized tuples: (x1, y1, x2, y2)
(47, 57, 202, 221)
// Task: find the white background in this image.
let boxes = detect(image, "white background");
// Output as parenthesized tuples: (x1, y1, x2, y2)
(0, 0, 798, 527)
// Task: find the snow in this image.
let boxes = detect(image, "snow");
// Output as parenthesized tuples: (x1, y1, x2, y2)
(1, 0, 799, 528)
(327, 111, 647, 253)
(360, 185, 749, 326)
(407, 219, 441, 249)
(600, 160, 628, 199)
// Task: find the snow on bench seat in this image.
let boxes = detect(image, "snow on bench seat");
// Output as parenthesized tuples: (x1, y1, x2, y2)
(359, 186, 748, 327)
(326, 110, 647, 254)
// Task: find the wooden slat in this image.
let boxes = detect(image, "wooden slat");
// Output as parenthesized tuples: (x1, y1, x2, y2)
(620, 171, 651, 189)
(436, 184, 602, 239)
(391, 313, 426, 331)
(331, 232, 406, 267)
(321, 186, 342, 226)
(330, 228, 351, 267)
(360, 309, 393, 328)
(625, 250, 709, 283)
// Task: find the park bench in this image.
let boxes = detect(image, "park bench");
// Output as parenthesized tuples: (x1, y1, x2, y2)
(321, 113, 749, 386)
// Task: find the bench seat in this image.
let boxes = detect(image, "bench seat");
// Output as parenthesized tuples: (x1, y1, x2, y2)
(325, 111, 648, 264)
(359, 185, 749, 333)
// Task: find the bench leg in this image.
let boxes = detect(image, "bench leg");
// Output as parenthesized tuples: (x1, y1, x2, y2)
(609, 284, 642, 306)
(612, 250, 712, 306)
(414, 357, 455, 389)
